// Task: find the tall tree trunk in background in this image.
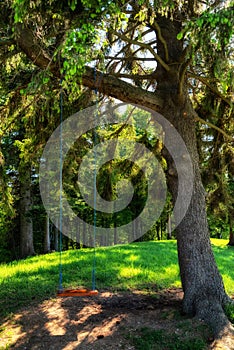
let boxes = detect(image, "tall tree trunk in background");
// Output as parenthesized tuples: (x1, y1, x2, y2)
(54, 219, 59, 251)
(167, 216, 172, 240)
(156, 223, 160, 240)
(156, 16, 233, 341)
(228, 217, 234, 246)
(76, 222, 81, 249)
(44, 214, 50, 253)
(114, 218, 118, 245)
(19, 166, 35, 258)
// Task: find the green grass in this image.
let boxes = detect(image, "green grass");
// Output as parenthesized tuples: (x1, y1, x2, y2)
(224, 304, 234, 323)
(210, 239, 234, 294)
(0, 239, 233, 319)
(128, 327, 207, 350)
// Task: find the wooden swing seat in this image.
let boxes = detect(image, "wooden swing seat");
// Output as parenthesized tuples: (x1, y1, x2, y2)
(57, 288, 99, 297)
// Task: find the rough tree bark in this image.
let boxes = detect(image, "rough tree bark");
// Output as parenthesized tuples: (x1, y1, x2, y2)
(44, 214, 50, 253)
(14, 16, 234, 346)
(19, 166, 35, 259)
(228, 217, 234, 246)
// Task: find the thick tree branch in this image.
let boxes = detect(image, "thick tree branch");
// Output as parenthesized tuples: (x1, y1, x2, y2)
(15, 24, 55, 72)
(105, 56, 156, 62)
(82, 67, 163, 110)
(109, 72, 153, 79)
(152, 21, 169, 62)
(14, 24, 163, 111)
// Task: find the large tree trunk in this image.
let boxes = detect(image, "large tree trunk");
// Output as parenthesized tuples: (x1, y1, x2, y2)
(19, 167, 35, 258)
(156, 16, 234, 345)
(167, 100, 232, 328)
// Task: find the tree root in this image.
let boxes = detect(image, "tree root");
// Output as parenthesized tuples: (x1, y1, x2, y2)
(194, 298, 234, 350)
(210, 326, 234, 350)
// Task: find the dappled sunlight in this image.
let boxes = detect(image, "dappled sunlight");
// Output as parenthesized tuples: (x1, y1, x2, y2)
(0, 250, 90, 280)
(210, 239, 234, 295)
(0, 288, 209, 349)
(221, 275, 234, 295)
(210, 238, 229, 247)
(127, 254, 139, 262)
(119, 266, 142, 278)
(76, 314, 126, 346)
(1, 240, 233, 323)
(75, 304, 102, 325)
(43, 299, 68, 336)
(118, 263, 180, 288)
(62, 341, 80, 350)
(0, 318, 26, 348)
(157, 265, 179, 280)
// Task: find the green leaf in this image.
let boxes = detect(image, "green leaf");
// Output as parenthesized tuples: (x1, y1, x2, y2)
(197, 18, 204, 27)
(68, 0, 77, 11)
(70, 65, 77, 75)
(221, 17, 229, 24)
(43, 77, 49, 84)
(177, 31, 183, 40)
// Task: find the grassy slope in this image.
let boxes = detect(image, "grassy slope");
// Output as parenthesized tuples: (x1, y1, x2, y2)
(0, 239, 233, 318)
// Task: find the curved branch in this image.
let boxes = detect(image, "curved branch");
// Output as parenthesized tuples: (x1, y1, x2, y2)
(152, 21, 169, 62)
(178, 58, 192, 97)
(14, 24, 163, 111)
(188, 72, 233, 107)
(194, 113, 234, 142)
(111, 29, 170, 72)
(105, 42, 132, 71)
(15, 23, 55, 72)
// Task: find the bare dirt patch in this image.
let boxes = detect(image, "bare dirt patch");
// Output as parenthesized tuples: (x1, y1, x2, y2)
(1, 288, 213, 349)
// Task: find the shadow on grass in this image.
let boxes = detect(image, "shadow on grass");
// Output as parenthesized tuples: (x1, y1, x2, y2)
(1, 240, 233, 322)
(0, 241, 180, 319)
(1, 240, 232, 349)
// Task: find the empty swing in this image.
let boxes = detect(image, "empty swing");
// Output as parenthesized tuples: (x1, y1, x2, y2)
(56, 70, 99, 298)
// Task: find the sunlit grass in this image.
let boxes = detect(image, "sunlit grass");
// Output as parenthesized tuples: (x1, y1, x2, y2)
(0, 239, 233, 319)
(211, 238, 229, 247)
(211, 239, 234, 294)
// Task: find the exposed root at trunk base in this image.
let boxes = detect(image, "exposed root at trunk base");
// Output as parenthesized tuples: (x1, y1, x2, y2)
(210, 324, 234, 350)
(211, 337, 234, 350)
(194, 299, 234, 350)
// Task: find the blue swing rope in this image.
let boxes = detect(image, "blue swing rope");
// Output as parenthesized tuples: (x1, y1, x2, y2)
(58, 77, 63, 292)
(58, 68, 99, 293)
(91, 67, 99, 291)
(91, 134, 97, 290)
